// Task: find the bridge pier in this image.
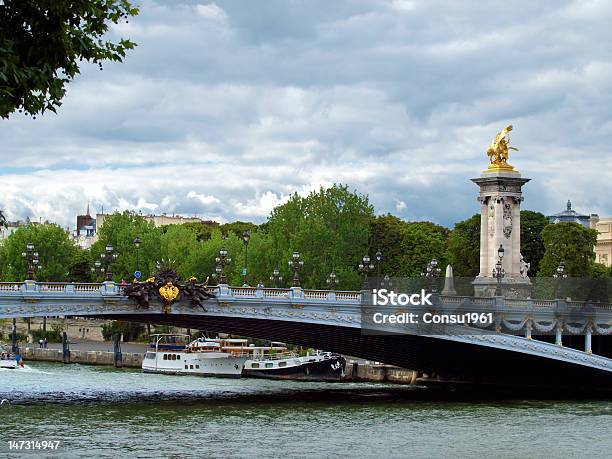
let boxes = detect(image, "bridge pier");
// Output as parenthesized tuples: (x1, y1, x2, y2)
(113, 333, 122, 368)
(62, 331, 70, 364)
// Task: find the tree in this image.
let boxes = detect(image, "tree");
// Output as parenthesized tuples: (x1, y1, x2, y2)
(397, 221, 449, 277)
(0, 223, 77, 281)
(538, 222, 598, 277)
(91, 211, 161, 281)
(520, 210, 548, 276)
(68, 249, 93, 282)
(447, 214, 480, 277)
(0, 0, 139, 118)
(368, 214, 405, 277)
(264, 185, 373, 290)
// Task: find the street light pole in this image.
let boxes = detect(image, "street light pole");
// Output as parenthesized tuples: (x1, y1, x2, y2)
(358, 255, 374, 290)
(422, 258, 442, 293)
(375, 250, 382, 286)
(269, 268, 282, 288)
(21, 242, 40, 280)
(242, 230, 251, 286)
(92, 244, 118, 281)
(133, 237, 141, 278)
(288, 251, 304, 287)
(326, 270, 339, 291)
(215, 247, 231, 284)
(492, 244, 505, 296)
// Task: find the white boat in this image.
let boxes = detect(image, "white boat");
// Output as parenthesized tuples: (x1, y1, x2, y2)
(142, 334, 346, 380)
(0, 346, 18, 369)
(142, 335, 287, 378)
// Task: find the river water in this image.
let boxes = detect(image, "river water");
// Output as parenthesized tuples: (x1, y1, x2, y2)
(0, 362, 611, 458)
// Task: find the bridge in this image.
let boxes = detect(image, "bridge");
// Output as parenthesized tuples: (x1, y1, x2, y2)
(1, 279, 611, 392)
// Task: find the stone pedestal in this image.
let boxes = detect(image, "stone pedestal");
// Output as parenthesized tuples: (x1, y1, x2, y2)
(471, 169, 532, 298)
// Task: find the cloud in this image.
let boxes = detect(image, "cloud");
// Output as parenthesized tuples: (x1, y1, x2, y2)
(0, 0, 610, 229)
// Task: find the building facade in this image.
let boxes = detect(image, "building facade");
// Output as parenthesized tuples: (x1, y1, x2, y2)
(590, 215, 612, 267)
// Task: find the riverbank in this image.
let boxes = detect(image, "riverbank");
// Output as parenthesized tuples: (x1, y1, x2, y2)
(19, 346, 419, 384)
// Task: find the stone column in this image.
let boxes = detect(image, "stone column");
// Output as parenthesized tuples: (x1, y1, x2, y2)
(471, 169, 532, 298)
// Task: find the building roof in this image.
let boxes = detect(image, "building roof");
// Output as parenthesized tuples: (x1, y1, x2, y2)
(550, 200, 590, 219)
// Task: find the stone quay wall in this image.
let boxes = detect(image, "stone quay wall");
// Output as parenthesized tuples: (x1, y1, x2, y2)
(22, 347, 144, 368)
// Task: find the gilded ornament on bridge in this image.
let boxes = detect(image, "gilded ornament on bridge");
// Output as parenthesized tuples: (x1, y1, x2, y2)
(159, 282, 179, 303)
(486, 125, 518, 172)
(123, 266, 215, 313)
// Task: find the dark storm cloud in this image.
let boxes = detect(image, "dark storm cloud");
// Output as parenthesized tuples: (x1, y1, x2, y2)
(0, 0, 610, 228)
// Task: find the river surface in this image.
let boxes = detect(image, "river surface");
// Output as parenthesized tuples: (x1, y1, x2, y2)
(0, 362, 611, 458)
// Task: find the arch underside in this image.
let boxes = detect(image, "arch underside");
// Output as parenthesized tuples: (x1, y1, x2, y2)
(95, 314, 612, 393)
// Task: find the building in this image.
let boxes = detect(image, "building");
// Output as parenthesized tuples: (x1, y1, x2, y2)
(590, 215, 612, 267)
(548, 200, 591, 227)
(72, 205, 97, 249)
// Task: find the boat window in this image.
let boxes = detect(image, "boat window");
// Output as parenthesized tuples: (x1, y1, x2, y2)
(251, 363, 259, 369)
(278, 361, 286, 367)
(196, 365, 200, 369)
(163, 354, 167, 360)
(265, 362, 273, 368)
(185, 365, 188, 369)
(145, 352, 155, 359)
(189, 365, 194, 369)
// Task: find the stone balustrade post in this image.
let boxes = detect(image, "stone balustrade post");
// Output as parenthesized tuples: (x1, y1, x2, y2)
(555, 321, 563, 347)
(585, 323, 592, 355)
(524, 319, 532, 340)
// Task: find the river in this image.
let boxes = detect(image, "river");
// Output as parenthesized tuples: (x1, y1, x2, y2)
(0, 362, 611, 458)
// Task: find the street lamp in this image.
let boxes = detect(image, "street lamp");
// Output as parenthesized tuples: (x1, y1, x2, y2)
(326, 270, 339, 290)
(242, 230, 251, 286)
(92, 244, 118, 281)
(288, 251, 304, 287)
(553, 260, 567, 298)
(214, 247, 231, 284)
(358, 255, 375, 290)
(269, 268, 282, 288)
(492, 244, 505, 296)
(375, 250, 382, 285)
(133, 237, 141, 278)
(422, 258, 442, 293)
(381, 274, 393, 290)
(21, 242, 40, 280)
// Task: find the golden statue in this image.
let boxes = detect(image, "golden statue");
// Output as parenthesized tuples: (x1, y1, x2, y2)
(486, 124, 518, 172)
(159, 282, 179, 303)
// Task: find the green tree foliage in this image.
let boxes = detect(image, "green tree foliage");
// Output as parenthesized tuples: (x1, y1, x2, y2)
(0, 0, 139, 118)
(397, 221, 449, 277)
(91, 211, 161, 281)
(0, 223, 77, 281)
(264, 185, 373, 289)
(520, 210, 549, 275)
(68, 249, 93, 282)
(220, 221, 259, 239)
(538, 222, 598, 277)
(447, 214, 480, 277)
(368, 214, 405, 277)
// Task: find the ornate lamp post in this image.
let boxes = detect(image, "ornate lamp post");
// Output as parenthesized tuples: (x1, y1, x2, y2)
(288, 251, 304, 287)
(375, 250, 382, 285)
(553, 260, 567, 298)
(214, 247, 231, 284)
(93, 244, 118, 281)
(492, 244, 505, 296)
(269, 268, 282, 288)
(358, 255, 375, 290)
(242, 230, 251, 286)
(21, 242, 40, 280)
(133, 237, 141, 278)
(422, 258, 442, 293)
(326, 270, 339, 290)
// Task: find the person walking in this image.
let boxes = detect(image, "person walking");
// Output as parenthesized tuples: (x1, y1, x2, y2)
(43, 338, 47, 349)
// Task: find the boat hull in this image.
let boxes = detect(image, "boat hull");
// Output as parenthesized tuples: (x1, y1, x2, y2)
(243, 355, 346, 381)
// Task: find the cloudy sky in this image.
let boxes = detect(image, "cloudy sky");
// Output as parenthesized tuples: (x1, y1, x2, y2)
(1, 0, 611, 229)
